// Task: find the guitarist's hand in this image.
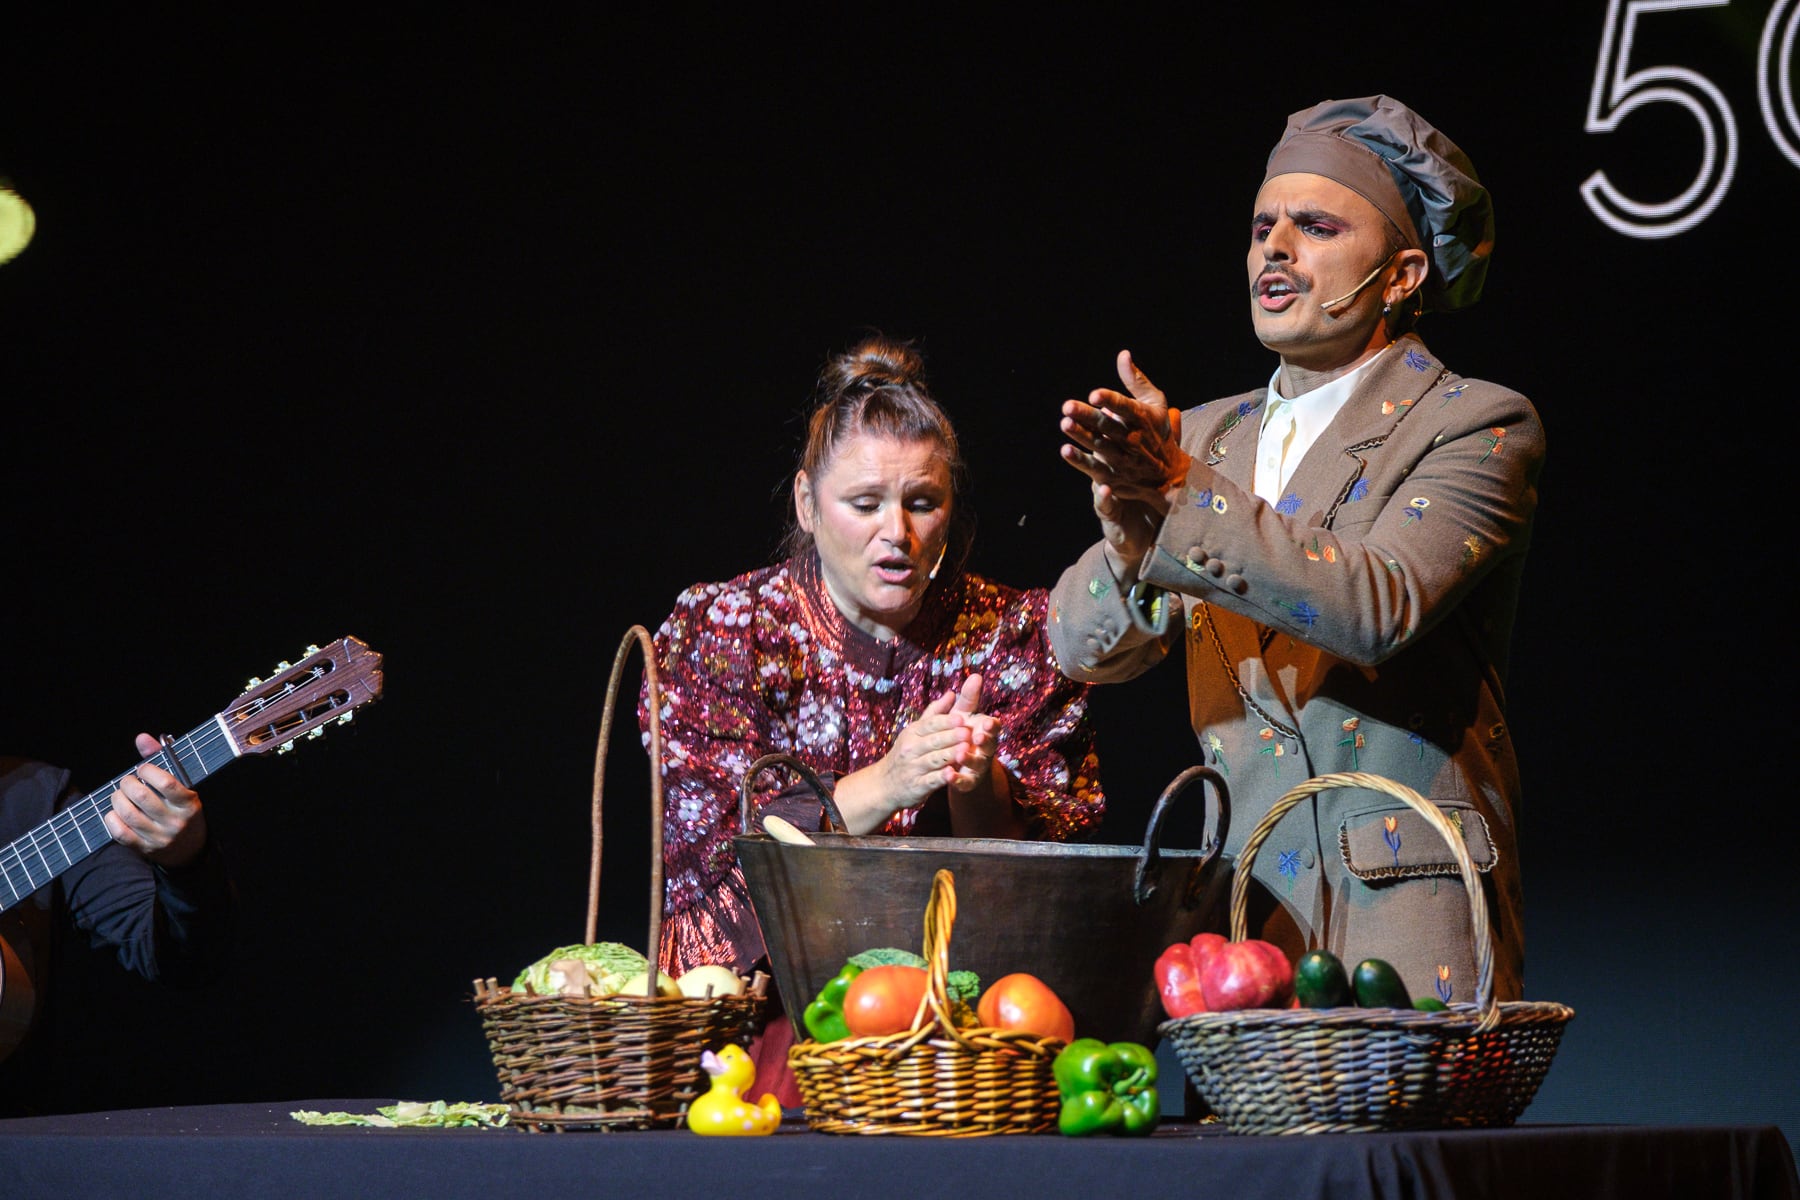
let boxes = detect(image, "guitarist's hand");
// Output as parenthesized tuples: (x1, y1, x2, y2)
(103, 733, 208, 868)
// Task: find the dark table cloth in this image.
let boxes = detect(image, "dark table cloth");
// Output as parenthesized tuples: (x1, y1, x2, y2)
(1, 1100, 1795, 1200)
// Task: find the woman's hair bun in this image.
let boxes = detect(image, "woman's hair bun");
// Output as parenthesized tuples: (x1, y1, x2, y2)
(826, 335, 927, 395)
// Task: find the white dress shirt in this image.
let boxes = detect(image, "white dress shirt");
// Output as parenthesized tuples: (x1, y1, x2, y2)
(1254, 351, 1385, 506)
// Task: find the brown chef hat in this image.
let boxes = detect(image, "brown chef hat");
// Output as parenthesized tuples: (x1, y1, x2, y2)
(1263, 96, 1494, 313)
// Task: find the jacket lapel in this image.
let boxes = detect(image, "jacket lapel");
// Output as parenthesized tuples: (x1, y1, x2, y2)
(1199, 391, 1266, 492)
(1282, 334, 1448, 528)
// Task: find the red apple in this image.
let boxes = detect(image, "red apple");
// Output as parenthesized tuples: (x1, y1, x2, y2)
(1199, 938, 1296, 1011)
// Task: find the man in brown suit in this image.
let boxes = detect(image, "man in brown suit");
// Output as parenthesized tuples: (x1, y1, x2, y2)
(1050, 96, 1541, 1005)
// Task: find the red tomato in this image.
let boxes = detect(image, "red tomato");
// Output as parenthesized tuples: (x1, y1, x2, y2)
(842, 965, 928, 1037)
(976, 973, 1076, 1042)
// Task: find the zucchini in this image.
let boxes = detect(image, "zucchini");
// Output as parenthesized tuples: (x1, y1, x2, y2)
(1293, 950, 1352, 1008)
(1351, 958, 1412, 1008)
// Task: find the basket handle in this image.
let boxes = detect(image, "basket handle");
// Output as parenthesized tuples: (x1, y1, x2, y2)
(1228, 771, 1498, 1032)
(1133, 764, 1229, 905)
(588, 625, 667, 978)
(737, 751, 850, 837)
(914, 867, 967, 1046)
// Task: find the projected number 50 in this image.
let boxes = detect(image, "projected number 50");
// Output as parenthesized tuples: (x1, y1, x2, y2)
(1584, 0, 1798, 238)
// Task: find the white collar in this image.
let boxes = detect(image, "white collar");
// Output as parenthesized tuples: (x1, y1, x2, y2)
(1264, 350, 1383, 434)
(1255, 350, 1386, 504)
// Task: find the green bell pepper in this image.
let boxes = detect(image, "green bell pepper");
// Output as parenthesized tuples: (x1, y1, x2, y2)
(801, 961, 863, 1043)
(1052, 1037, 1160, 1136)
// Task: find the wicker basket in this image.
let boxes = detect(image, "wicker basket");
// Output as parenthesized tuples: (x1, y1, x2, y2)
(471, 625, 768, 1132)
(787, 868, 1064, 1136)
(1158, 771, 1574, 1135)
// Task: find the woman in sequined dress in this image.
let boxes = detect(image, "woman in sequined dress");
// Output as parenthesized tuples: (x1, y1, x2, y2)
(640, 333, 1104, 1102)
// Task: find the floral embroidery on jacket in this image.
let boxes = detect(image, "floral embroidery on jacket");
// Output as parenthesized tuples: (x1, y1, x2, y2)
(1339, 717, 1364, 768)
(1277, 849, 1301, 890)
(1257, 727, 1285, 768)
(1273, 598, 1321, 630)
(1479, 427, 1506, 462)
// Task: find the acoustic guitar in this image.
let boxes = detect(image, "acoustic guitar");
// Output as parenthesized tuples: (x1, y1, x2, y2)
(0, 635, 384, 1062)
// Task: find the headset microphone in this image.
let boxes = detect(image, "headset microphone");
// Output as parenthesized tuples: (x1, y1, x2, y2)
(1317, 254, 1395, 312)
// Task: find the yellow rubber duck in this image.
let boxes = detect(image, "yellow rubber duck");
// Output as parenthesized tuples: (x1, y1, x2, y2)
(686, 1043, 781, 1136)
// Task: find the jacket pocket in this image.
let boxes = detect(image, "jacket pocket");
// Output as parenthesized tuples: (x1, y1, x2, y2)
(1338, 798, 1495, 882)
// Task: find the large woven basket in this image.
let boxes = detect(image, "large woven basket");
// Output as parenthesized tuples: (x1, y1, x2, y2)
(787, 868, 1064, 1136)
(471, 625, 767, 1132)
(1158, 771, 1574, 1135)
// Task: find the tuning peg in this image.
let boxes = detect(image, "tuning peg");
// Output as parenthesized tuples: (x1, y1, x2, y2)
(246, 676, 263, 688)
(307, 727, 325, 739)
(275, 660, 292, 671)
(337, 711, 356, 725)
(278, 740, 296, 754)
(305, 644, 320, 655)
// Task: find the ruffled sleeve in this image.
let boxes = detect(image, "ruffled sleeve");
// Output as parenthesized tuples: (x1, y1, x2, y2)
(948, 578, 1105, 842)
(641, 569, 812, 973)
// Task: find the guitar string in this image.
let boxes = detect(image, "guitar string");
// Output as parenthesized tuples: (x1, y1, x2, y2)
(0, 661, 351, 904)
(0, 733, 222, 903)
(0, 722, 246, 898)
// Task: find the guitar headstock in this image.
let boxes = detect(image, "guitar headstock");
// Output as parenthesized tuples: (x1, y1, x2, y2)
(223, 635, 385, 756)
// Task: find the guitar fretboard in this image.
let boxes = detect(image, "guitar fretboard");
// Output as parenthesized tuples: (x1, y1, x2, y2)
(0, 721, 239, 913)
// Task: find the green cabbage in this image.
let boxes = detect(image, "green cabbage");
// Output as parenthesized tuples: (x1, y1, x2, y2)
(946, 970, 981, 1007)
(513, 942, 648, 996)
(848, 947, 925, 969)
(845, 948, 980, 1004)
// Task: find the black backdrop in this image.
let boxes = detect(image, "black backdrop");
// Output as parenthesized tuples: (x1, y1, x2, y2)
(2, 6, 1794, 1152)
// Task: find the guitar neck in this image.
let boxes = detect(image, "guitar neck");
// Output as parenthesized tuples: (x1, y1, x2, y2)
(0, 719, 239, 914)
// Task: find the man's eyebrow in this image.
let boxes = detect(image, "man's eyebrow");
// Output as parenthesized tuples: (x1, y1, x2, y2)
(1251, 205, 1347, 227)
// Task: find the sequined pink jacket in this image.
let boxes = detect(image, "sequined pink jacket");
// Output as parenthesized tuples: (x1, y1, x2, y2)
(642, 552, 1104, 974)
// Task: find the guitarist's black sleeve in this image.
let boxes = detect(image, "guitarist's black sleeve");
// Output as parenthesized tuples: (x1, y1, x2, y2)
(53, 770, 239, 987)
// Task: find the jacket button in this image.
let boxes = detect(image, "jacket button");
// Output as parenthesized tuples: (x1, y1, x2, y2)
(1207, 558, 1226, 577)
(1226, 574, 1247, 593)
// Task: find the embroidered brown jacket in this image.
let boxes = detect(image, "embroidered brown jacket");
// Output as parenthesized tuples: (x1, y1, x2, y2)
(1050, 334, 1545, 1004)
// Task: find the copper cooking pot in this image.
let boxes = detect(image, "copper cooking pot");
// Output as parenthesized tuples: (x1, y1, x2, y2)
(734, 755, 1230, 1046)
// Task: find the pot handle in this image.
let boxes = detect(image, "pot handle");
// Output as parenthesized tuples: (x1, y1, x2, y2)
(1132, 764, 1229, 905)
(738, 751, 850, 837)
